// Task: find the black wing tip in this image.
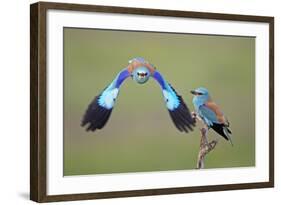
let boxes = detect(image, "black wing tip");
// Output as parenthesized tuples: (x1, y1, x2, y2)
(81, 96, 113, 132)
(81, 108, 112, 132)
(168, 84, 196, 133)
(168, 104, 196, 133)
(211, 123, 232, 141)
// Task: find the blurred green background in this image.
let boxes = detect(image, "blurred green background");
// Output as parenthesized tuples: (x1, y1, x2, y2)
(63, 28, 255, 176)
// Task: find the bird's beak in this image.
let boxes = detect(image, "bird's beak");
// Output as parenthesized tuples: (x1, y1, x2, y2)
(190, 90, 197, 95)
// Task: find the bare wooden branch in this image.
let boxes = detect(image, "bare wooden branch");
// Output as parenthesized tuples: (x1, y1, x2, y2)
(192, 112, 218, 169)
(196, 127, 218, 169)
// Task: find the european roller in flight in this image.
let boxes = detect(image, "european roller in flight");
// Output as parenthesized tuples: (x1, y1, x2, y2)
(81, 57, 195, 132)
(191, 87, 233, 145)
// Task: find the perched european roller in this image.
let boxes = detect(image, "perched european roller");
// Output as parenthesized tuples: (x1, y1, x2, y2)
(191, 87, 233, 145)
(81, 57, 195, 133)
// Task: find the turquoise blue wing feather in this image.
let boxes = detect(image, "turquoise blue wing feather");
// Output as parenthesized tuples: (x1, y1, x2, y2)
(197, 105, 220, 126)
(198, 105, 232, 143)
(153, 70, 195, 132)
(81, 69, 130, 131)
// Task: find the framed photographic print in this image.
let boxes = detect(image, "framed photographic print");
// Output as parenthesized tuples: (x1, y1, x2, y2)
(30, 1, 274, 202)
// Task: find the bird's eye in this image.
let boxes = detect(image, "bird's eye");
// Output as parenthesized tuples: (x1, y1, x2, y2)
(197, 92, 203, 95)
(144, 73, 148, 76)
(137, 72, 140, 76)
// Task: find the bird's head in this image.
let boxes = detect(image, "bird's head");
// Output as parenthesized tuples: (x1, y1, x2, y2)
(132, 66, 151, 84)
(190, 87, 210, 105)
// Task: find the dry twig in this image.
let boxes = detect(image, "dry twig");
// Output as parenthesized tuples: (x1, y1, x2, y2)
(192, 112, 218, 169)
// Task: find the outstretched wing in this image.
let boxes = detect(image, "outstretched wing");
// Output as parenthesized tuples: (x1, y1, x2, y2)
(81, 69, 130, 132)
(153, 70, 195, 132)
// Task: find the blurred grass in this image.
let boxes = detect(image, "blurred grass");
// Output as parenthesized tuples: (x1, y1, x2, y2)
(63, 28, 255, 176)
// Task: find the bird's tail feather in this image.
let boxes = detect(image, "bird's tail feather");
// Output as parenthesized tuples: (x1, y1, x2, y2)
(211, 123, 233, 146)
(223, 127, 233, 146)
